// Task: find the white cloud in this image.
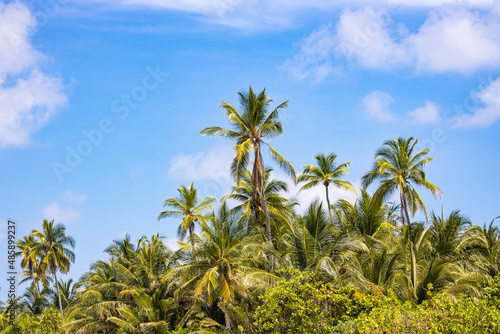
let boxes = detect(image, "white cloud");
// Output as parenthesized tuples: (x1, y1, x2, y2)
(164, 236, 180, 251)
(0, 3, 67, 148)
(334, 8, 411, 70)
(41, 202, 81, 225)
(168, 145, 234, 181)
(168, 145, 235, 199)
(409, 101, 442, 124)
(458, 77, 500, 127)
(283, 6, 500, 79)
(75, 0, 495, 30)
(280, 25, 341, 82)
(361, 91, 397, 122)
(41, 191, 87, 225)
(407, 8, 500, 74)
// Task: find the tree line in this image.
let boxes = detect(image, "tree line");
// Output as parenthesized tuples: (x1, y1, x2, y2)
(2, 87, 500, 333)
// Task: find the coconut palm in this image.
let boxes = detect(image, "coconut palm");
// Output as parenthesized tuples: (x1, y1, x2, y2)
(167, 203, 275, 329)
(361, 137, 441, 240)
(334, 189, 400, 238)
(16, 234, 44, 296)
(65, 260, 125, 334)
(32, 219, 75, 321)
(222, 168, 297, 231)
(290, 200, 363, 278)
(393, 211, 478, 303)
(298, 153, 354, 223)
(19, 286, 50, 316)
(158, 182, 216, 246)
(200, 86, 297, 258)
(460, 216, 500, 279)
(107, 285, 175, 334)
(50, 278, 77, 312)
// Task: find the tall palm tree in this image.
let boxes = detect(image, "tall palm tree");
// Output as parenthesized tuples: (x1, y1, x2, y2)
(16, 234, 43, 297)
(298, 153, 354, 223)
(361, 137, 441, 237)
(158, 182, 216, 246)
(200, 86, 297, 257)
(32, 219, 75, 321)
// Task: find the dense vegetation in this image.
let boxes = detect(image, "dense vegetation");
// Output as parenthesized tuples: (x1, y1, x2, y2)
(3, 87, 500, 333)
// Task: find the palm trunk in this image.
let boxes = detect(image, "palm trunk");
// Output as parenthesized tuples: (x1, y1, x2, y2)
(325, 184, 333, 224)
(400, 191, 413, 243)
(253, 142, 274, 271)
(254, 208, 262, 227)
(29, 264, 41, 297)
(189, 224, 194, 248)
(53, 268, 64, 322)
(225, 310, 232, 330)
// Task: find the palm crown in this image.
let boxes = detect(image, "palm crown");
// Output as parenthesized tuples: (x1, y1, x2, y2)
(298, 153, 354, 222)
(158, 182, 216, 245)
(361, 137, 441, 229)
(200, 86, 296, 268)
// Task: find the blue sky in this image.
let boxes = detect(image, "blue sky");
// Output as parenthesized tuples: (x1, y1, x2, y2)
(1, 0, 500, 293)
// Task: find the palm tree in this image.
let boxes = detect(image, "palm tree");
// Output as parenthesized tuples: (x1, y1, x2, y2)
(158, 182, 216, 246)
(200, 86, 297, 259)
(334, 189, 400, 237)
(361, 137, 441, 239)
(167, 204, 275, 330)
(50, 278, 77, 311)
(32, 219, 75, 321)
(298, 153, 354, 223)
(16, 234, 43, 297)
(107, 285, 175, 333)
(290, 200, 363, 278)
(461, 216, 500, 278)
(222, 168, 297, 231)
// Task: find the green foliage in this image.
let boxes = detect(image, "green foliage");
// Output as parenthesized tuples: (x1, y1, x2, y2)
(483, 273, 500, 309)
(253, 270, 379, 333)
(38, 307, 63, 333)
(357, 292, 500, 333)
(5, 307, 62, 334)
(8, 125, 500, 334)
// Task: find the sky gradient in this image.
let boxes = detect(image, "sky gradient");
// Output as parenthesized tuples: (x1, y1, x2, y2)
(1, 0, 500, 294)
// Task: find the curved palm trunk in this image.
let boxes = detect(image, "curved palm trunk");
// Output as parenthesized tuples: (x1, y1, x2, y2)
(324, 183, 333, 224)
(253, 142, 274, 271)
(52, 267, 64, 322)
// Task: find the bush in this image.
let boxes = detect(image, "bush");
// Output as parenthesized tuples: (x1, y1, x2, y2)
(253, 270, 379, 334)
(356, 292, 500, 333)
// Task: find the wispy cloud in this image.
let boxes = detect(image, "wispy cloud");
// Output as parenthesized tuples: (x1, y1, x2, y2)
(168, 145, 234, 181)
(40, 191, 87, 225)
(457, 77, 500, 127)
(282, 6, 500, 80)
(409, 101, 442, 125)
(361, 91, 397, 122)
(0, 3, 67, 148)
(280, 25, 341, 82)
(71, 0, 496, 31)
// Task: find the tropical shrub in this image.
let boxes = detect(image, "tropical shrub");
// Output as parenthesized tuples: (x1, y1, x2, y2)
(357, 292, 500, 333)
(253, 270, 379, 333)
